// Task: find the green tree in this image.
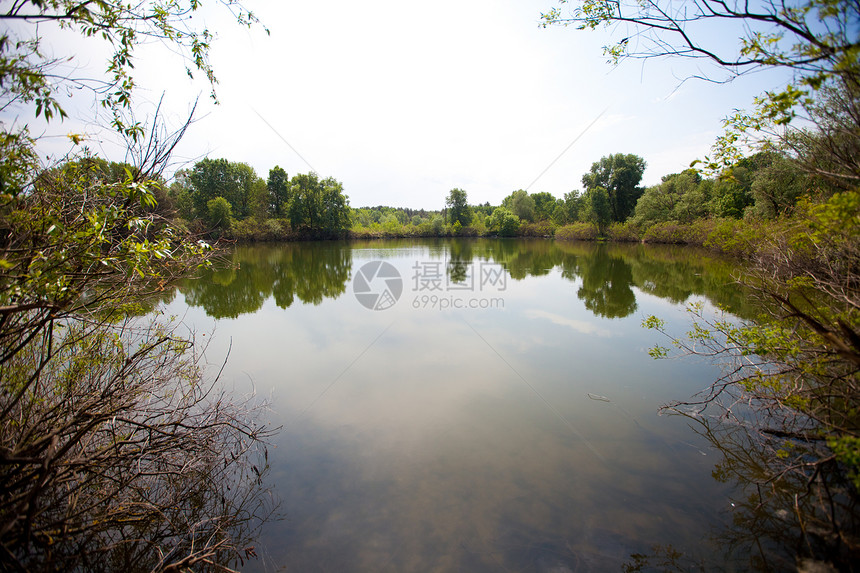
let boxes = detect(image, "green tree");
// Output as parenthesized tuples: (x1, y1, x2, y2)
(531, 191, 559, 221)
(289, 172, 351, 237)
(584, 186, 612, 234)
(581, 154, 646, 222)
(188, 158, 264, 220)
(541, 0, 859, 173)
(749, 153, 811, 218)
(553, 190, 584, 224)
(0, 2, 274, 569)
(489, 206, 521, 236)
(445, 188, 473, 226)
(503, 189, 536, 222)
(189, 158, 236, 218)
(633, 169, 706, 226)
(168, 169, 195, 220)
(267, 165, 290, 217)
(207, 196, 233, 230)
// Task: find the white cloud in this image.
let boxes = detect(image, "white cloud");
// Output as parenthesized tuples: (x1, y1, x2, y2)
(524, 309, 613, 337)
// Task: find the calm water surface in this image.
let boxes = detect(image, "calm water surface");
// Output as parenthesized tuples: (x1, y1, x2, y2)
(163, 239, 766, 571)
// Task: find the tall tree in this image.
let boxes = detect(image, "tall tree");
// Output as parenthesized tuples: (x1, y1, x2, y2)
(585, 186, 612, 234)
(445, 188, 473, 226)
(531, 191, 559, 221)
(581, 153, 646, 222)
(189, 158, 264, 219)
(267, 166, 290, 217)
(503, 189, 536, 222)
(289, 172, 351, 237)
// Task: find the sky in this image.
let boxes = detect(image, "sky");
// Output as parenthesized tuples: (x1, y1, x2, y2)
(13, 0, 795, 210)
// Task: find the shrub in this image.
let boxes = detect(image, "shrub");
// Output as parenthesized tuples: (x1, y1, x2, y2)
(555, 222, 600, 241)
(608, 221, 641, 242)
(519, 221, 556, 237)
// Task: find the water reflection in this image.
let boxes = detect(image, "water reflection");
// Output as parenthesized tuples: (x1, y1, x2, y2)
(180, 242, 352, 318)
(162, 238, 775, 571)
(621, 411, 860, 572)
(178, 238, 752, 321)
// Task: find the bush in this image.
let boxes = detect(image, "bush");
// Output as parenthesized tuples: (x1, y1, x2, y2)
(519, 221, 556, 237)
(608, 221, 641, 242)
(206, 196, 233, 231)
(555, 222, 600, 241)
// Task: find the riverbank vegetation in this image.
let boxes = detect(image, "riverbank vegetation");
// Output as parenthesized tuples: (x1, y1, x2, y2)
(543, 0, 860, 568)
(0, 1, 276, 570)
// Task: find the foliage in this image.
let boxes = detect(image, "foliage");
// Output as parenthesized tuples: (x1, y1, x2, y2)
(489, 206, 521, 236)
(0, 0, 265, 136)
(555, 222, 600, 241)
(607, 221, 640, 242)
(518, 221, 556, 237)
(583, 185, 612, 233)
(531, 191, 560, 221)
(445, 188, 473, 226)
(542, 0, 860, 174)
(582, 153, 646, 222)
(189, 158, 266, 220)
(632, 169, 706, 226)
(288, 172, 351, 238)
(503, 189, 536, 222)
(206, 196, 233, 231)
(0, 0, 276, 568)
(267, 166, 290, 218)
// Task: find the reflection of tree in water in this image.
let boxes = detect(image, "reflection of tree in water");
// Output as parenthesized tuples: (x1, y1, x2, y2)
(575, 245, 638, 319)
(623, 412, 860, 572)
(181, 243, 352, 318)
(447, 240, 473, 285)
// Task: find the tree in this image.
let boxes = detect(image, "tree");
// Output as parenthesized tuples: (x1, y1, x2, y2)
(0, 1, 275, 569)
(267, 166, 290, 218)
(207, 196, 233, 230)
(584, 186, 612, 234)
(445, 188, 473, 226)
(531, 191, 560, 221)
(0, 0, 265, 135)
(489, 207, 521, 236)
(632, 168, 706, 226)
(541, 0, 860, 172)
(188, 158, 265, 221)
(288, 172, 351, 237)
(581, 153, 646, 222)
(503, 189, 536, 222)
(553, 190, 584, 224)
(543, 0, 860, 550)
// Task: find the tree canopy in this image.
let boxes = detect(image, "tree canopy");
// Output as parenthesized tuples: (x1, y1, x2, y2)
(446, 188, 473, 226)
(581, 153, 646, 222)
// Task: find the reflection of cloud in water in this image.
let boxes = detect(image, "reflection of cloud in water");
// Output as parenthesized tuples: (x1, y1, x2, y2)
(171, 240, 756, 572)
(524, 309, 613, 338)
(258, 392, 720, 572)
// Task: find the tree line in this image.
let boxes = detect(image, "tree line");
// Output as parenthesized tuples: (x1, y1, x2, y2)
(169, 144, 829, 243)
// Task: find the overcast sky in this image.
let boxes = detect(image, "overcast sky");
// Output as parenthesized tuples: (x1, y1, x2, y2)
(20, 0, 794, 210)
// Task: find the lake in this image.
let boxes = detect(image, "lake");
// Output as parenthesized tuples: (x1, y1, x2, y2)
(160, 238, 783, 571)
